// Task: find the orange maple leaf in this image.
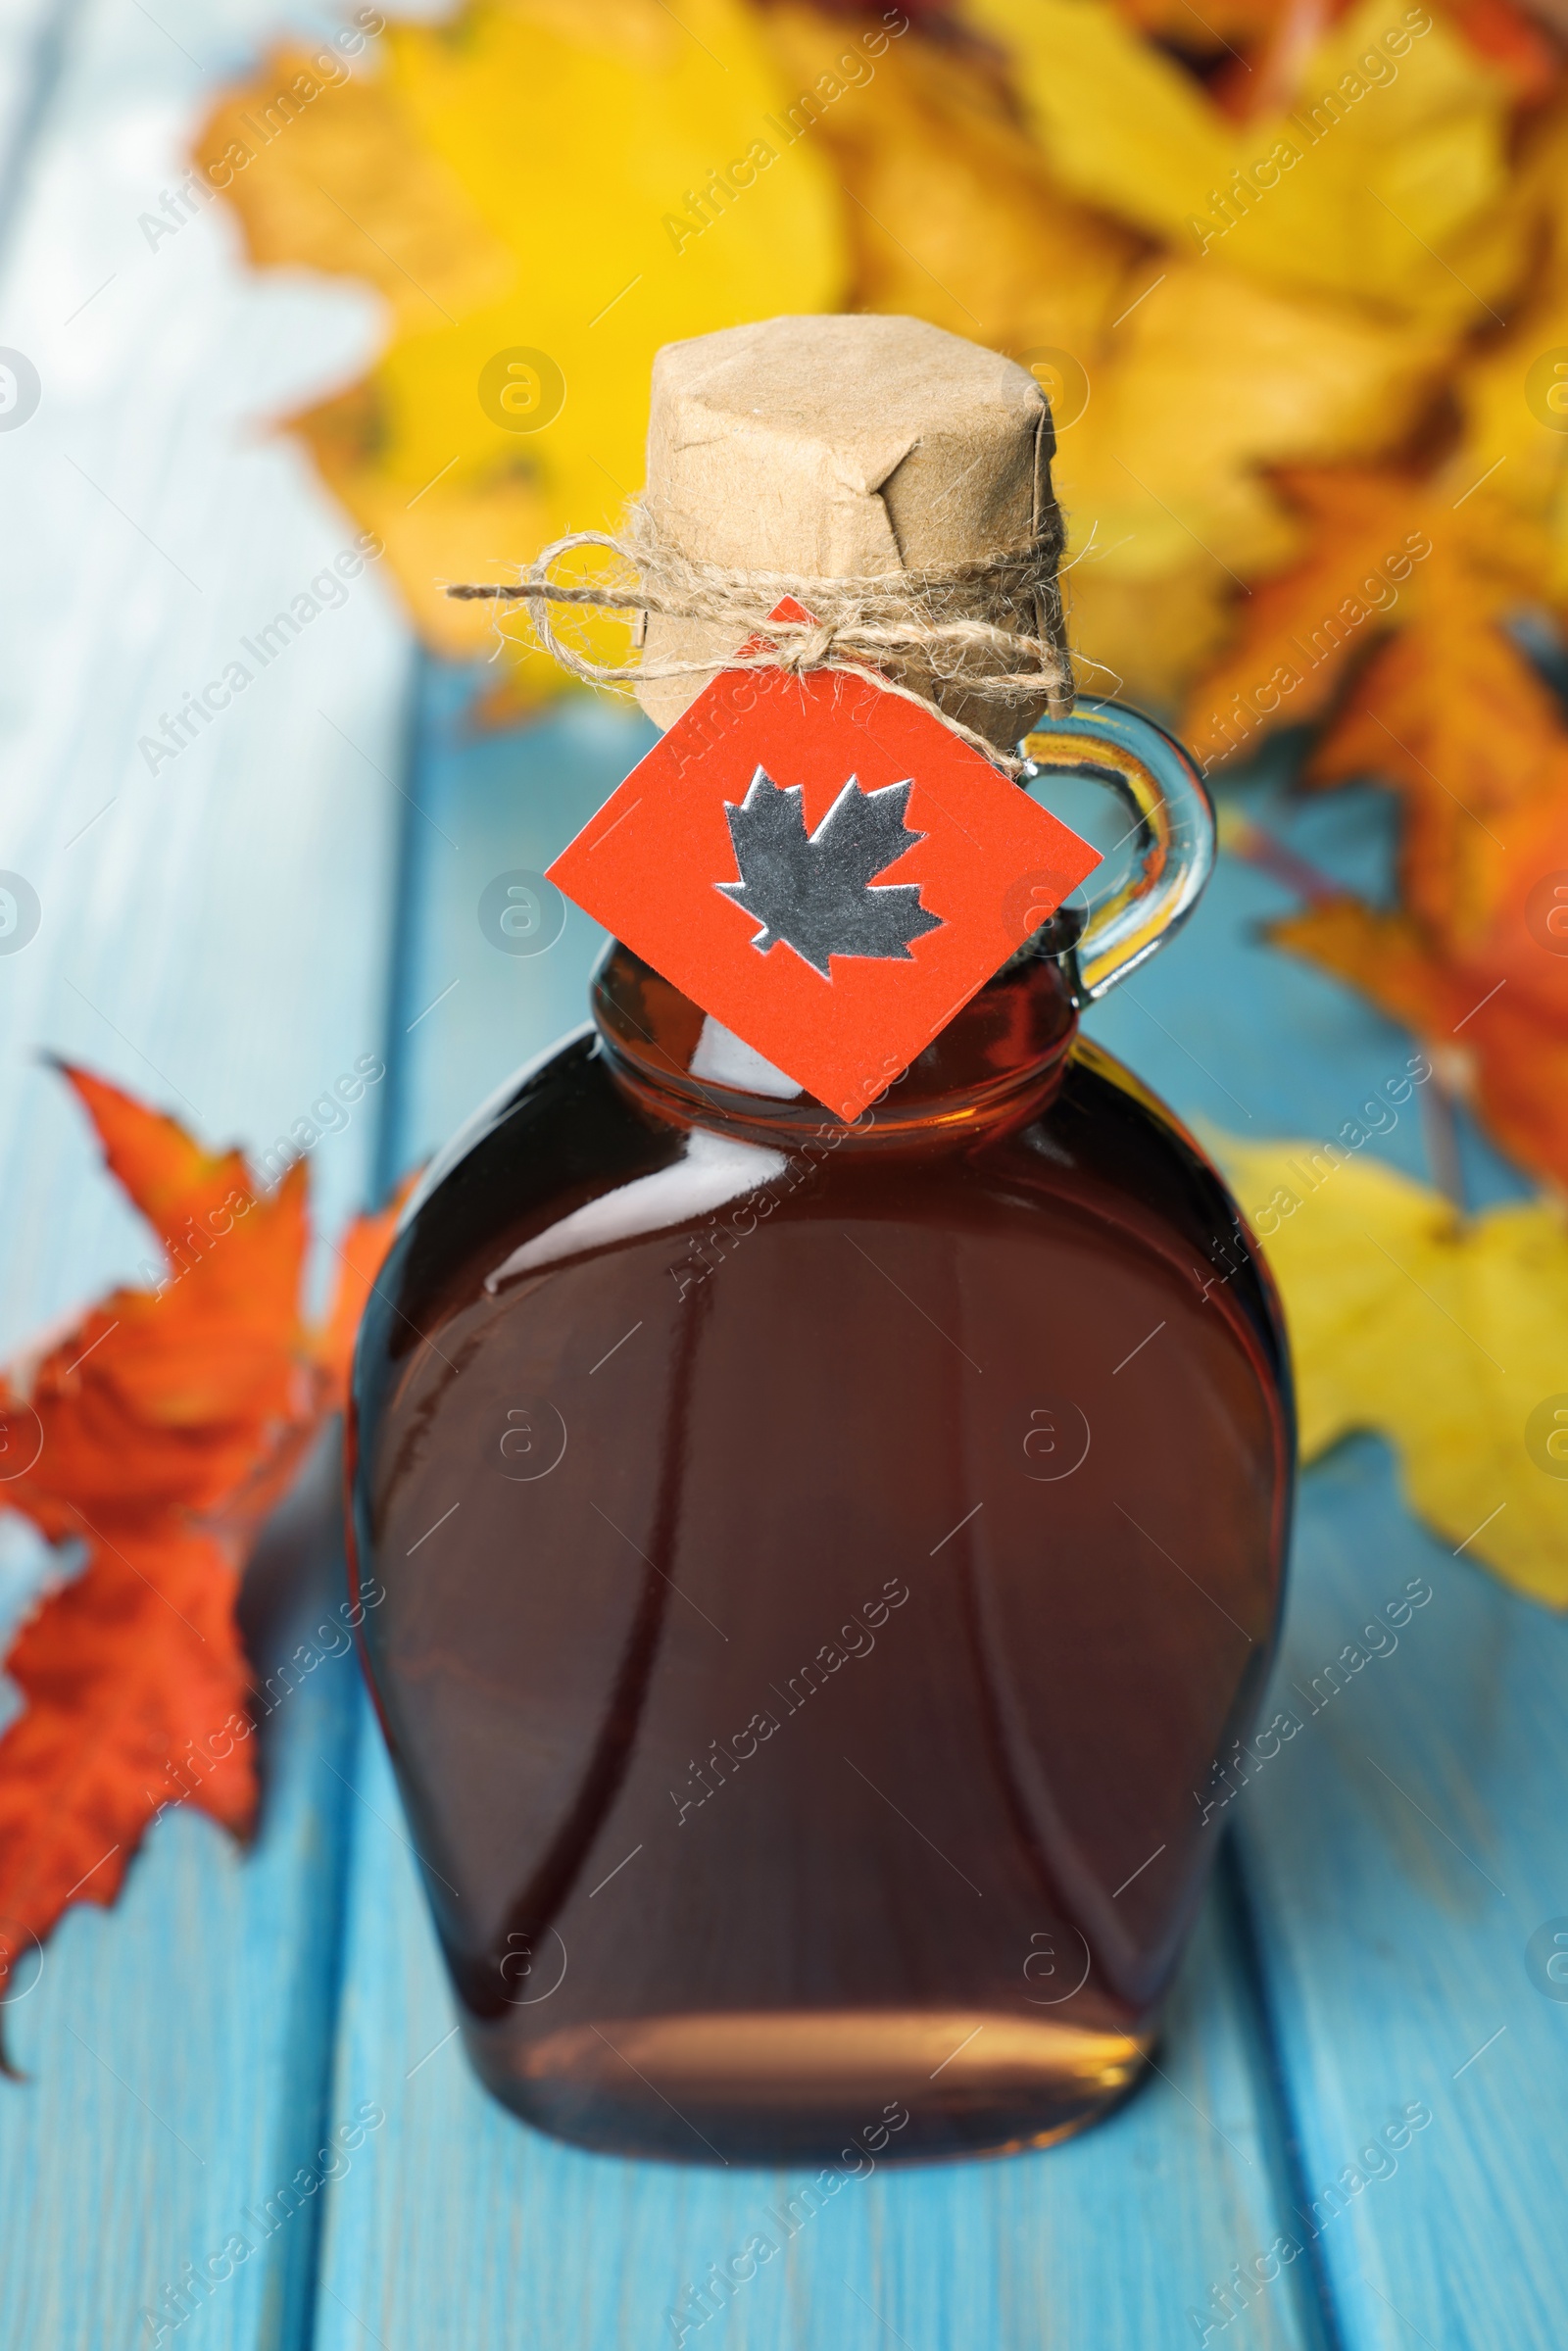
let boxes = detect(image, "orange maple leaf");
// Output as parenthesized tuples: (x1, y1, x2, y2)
(0, 1067, 403, 2022)
(1271, 590, 1568, 1190)
(1443, 0, 1563, 101)
(1179, 470, 1437, 773)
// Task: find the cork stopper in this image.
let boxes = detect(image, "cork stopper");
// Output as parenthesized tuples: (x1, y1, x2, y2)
(635, 314, 1065, 755)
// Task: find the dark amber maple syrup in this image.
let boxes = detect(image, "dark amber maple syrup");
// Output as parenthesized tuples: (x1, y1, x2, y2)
(348, 940, 1292, 2165)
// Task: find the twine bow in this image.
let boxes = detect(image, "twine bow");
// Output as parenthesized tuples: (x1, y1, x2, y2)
(446, 498, 1074, 776)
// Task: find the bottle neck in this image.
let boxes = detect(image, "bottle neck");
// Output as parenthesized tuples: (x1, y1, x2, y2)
(591, 942, 1080, 1150)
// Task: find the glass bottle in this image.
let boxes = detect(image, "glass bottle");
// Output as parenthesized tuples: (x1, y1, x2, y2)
(347, 703, 1293, 2166)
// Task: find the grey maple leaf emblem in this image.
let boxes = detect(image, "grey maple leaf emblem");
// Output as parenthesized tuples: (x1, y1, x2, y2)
(715, 767, 944, 979)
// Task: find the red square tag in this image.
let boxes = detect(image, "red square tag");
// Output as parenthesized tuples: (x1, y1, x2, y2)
(548, 641, 1100, 1120)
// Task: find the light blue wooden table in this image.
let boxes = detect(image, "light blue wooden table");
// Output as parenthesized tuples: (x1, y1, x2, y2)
(2, 4, 1565, 2344)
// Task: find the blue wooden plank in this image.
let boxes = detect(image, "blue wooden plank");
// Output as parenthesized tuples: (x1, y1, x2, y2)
(0, 0, 75, 251)
(0, 0, 415, 2337)
(310, 660, 1319, 2351)
(1235, 1440, 1566, 2351)
(384, 661, 646, 1174)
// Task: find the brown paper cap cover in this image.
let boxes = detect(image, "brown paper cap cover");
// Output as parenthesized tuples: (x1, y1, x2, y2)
(635, 314, 1060, 753)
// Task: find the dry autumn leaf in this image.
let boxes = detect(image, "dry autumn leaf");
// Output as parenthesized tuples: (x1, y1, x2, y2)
(1214, 1134, 1568, 1602)
(1129, 0, 1557, 120)
(0, 1067, 402, 2015)
(1052, 264, 1445, 698)
(1108, 0, 1344, 52)
(941, 0, 1477, 697)
(1448, 95, 1568, 603)
(758, 1, 1140, 360)
(1265, 565, 1568, 1191)
(960, 0, 1556, 699)
(1179, 470, 1436, 768)
(1271, 894, 1568, 1195)
(967, 0, 1524, 321)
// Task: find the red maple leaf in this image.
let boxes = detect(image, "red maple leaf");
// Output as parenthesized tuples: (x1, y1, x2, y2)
(0, 1066, 403, 2030)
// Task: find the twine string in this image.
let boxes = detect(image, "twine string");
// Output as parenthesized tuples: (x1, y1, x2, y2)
(445, 499, 1073, 775)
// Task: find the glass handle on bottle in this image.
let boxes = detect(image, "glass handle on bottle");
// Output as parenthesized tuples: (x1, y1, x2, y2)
(1018, 701, 1215, 1006)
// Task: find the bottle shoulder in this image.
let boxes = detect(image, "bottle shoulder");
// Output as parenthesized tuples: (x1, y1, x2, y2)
(355, 1022, 1291, 1421)
(1027, 1036, 1293, 1408)
(1035, 1036, 1250, 1265)
(363, 1028, 673, 1368)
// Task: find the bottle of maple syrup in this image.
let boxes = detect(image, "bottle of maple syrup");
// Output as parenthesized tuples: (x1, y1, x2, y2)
(347, 318, 1293, 2166)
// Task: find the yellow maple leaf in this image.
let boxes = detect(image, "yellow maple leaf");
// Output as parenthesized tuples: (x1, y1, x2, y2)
(1055, 259, 1447, 573)
(1215, 1135, 1568, 1605)
(964, 0, 1525, 325)
(942, 0, 1502, 702)
(1049, 258, 1448, 699)
(197, 0, 847, 702)
(758, 3, 1139, 361)
(1446, 95, 1568, 603)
